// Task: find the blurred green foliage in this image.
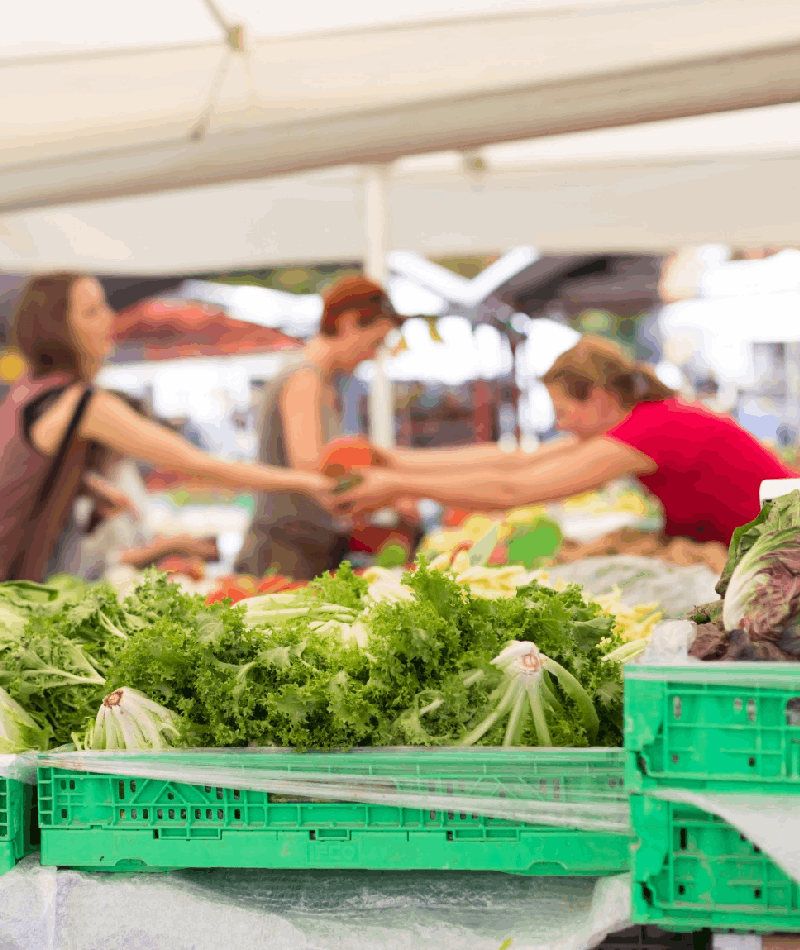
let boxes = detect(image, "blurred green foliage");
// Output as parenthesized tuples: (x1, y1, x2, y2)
(196, 262, 647, 361)
(194, 257, 499, 297)
(576, 309, 639, 357)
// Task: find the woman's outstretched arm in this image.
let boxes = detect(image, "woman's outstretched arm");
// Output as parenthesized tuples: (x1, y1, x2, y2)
(338, 437, 654, 514)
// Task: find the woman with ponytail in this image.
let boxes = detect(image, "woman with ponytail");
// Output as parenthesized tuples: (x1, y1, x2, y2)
(341, 335, 796, 546)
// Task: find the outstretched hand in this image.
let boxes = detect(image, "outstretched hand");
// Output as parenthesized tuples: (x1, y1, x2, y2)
(292, 469, 337, 500)
(329, 468, 402, 519)
(367, 445, 397, 469)
(83, 472, 139, 522)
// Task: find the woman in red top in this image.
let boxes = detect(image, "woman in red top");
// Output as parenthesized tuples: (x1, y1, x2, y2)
(341, 336, 796, 546)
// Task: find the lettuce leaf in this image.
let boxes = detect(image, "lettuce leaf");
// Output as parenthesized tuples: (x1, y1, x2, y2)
(718, 489, 800, 597)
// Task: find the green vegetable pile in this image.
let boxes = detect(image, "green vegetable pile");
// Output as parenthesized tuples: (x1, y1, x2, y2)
(0, 562, 627, 752)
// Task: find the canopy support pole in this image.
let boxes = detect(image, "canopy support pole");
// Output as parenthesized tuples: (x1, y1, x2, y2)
(364, 164, 394, 448)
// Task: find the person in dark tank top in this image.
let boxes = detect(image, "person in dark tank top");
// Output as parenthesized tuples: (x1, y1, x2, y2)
(236, 276, 405, 580)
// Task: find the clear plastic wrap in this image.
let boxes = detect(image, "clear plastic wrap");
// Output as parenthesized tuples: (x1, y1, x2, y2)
(632, 619, 700, 666)
(38, 746, 631, 833)
(0, 855, 632, 950)
(542, 556, 719, 618)
(653, 788, 800, 886)
(0, 752, 38, 785)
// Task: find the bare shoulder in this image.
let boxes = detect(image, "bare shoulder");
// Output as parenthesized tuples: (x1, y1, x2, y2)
(281, 367, 322, 407)
(87, 388, 126, 419)
(284, 366, 321, 391)
(28, 383, 89, 456)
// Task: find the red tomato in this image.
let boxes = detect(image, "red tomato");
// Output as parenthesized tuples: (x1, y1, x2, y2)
(205, 578, 252, 605)
(318, 436, 374, 478)
(442, 508, 469, 528)
(258, 575, 293, 594)
(157, 556, 205, 581)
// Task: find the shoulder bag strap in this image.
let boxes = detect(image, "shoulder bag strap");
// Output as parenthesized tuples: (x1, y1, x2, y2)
(33, 386, 95, 514)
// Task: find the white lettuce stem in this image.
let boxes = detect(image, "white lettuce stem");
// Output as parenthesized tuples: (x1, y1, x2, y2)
(538, 675, 564, 714)
(543, 658, 599, 742)
(503, 686, 529, 747)
(601, 640, 647, 664)
(457, 681, 520, 747)
(528, 679, 553, 746)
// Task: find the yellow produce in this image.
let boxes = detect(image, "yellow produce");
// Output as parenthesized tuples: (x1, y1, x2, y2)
(461, 516, 497, 540)
(560, 488, 649, 517)
(561, 492, 598, 511)
(452, 565, 533, 598)
(429, 553, 452, 571)
(420, 516, 508, 559)
(614, 491, 649, 517)
(593, 590, 662, 643)
(418, 528, 468, 556)
(533, 571, 662, 644)
(504, 505, 547, 526)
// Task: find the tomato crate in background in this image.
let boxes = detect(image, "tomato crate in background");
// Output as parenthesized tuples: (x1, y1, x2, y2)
(630, 795, 800, 934)
(36, 747, 632, 875)
(0, 775, 38, 875)
(624, 664, 800, 794)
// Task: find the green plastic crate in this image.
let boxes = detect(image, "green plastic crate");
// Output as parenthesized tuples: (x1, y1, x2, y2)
(0, 776, 38, 875)
(37, 748, 631, 875)
(625, 664, 800, 794)
(630, 794, 800, 933)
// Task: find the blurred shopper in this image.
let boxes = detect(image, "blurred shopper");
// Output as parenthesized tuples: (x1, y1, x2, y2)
(340, 336, 796, 546)
(236, 276, 403, 579)
(57, 394, 219, 581)
(0, 274, 334, 583)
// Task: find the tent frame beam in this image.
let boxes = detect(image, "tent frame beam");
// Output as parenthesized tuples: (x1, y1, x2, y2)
(5, 41, 800, 215)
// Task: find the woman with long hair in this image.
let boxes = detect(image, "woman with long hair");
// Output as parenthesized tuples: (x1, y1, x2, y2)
(0, 274, 334, 582)
(340, 335, 797, 546)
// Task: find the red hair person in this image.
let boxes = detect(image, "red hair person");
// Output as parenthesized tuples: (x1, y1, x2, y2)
(0, 274, 334, 582)
(236, 276, 405, 579)
(338, 335, 796, 547)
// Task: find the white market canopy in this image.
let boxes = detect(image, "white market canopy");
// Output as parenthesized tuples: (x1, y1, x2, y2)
(3, 102, 800, 273)
(3, 0, 800, 273)
(5, 0, 800, 214)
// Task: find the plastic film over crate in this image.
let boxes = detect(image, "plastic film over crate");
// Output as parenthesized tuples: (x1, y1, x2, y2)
(38, 746, 630, 833)
(0, 754, 38, 785)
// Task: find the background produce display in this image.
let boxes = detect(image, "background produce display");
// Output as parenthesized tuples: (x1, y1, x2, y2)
(415, 484, 724, 576)
(557, 485, 656, 519)
(554, 529, 728, 573)
(419, 510, 563, 571)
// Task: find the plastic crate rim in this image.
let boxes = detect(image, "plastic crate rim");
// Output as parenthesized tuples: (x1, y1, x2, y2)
(625, 663, 800, 690)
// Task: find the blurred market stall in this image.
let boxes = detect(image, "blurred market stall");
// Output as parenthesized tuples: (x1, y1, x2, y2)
(113, 298, 301, 362)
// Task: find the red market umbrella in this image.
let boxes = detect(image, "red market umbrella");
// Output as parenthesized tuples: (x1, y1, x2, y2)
(114, 299, 301, 361)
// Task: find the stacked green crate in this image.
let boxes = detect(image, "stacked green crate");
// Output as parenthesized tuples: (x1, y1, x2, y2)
(625, 663, 800, 933)
(0, 768, 38, 874)
(37, 747, 632, 875)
